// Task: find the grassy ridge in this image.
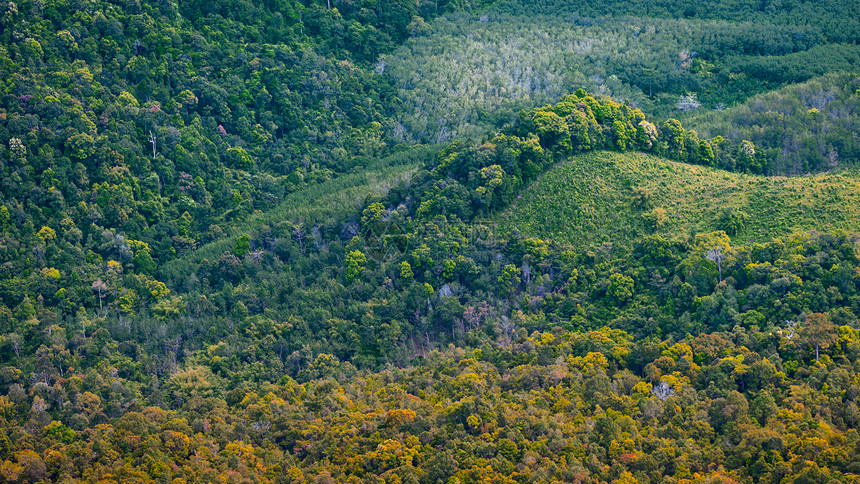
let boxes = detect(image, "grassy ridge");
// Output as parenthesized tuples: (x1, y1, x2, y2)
(497, 151, 860, 247)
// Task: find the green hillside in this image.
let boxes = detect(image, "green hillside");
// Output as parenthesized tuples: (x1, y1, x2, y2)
(498, 151, 860, 247)
(160, 145, 429, 284)
(385, 7, 860, 145)
(5, 0, 860, 477)
(685, 72, 860, 174)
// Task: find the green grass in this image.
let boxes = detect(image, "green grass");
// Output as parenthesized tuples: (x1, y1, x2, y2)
(496, 151, 860, 247)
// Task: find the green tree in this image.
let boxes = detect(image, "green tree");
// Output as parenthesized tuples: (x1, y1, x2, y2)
(399, 261, 414, 282)
(498, 264, 521, 296)
(225, 147, 254, 170)
(235, 233, 252, 257)
(717, 208, 748, 236)
(530, 110, 571, 153)
(660, 119, 686, 160)
(361, 202, 386, 228)
(608, 273, 634, 305)
(345, 250, 367, 284)
(611, 120, 630, 151)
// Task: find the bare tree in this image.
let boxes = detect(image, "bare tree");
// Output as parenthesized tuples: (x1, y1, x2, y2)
(799, 313, 838, 362)
(784, 320, 796, 340)
(500, 316, 516, 347)
(7, 332, 22, 358)
(148, 130, 157, 158)
(293, 222, 306, 255)
(91, 278, 108, 311)
(706, 246, 724, 282)
(651, 381, 675, 401)
(675, 93, 701, 111)
(521, 261, 531, 286)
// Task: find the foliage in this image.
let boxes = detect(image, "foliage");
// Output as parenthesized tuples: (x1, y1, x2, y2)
(2, 0, 860, 480)
(687, 72, 860, 174)
(0, 0, 450, 354)
(499, 151, 860, 247)
(400, 91, 727, 224)
(491, 0, 860, 44)
(384, 5, 859, 144)
(3, 320, 860, 482)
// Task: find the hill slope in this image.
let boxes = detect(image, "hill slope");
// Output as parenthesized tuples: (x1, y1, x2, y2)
(686, 72, 860, 174)
(385, 6, 860, 145)
(498, 151, 860, 247)
(160, 146, 429, 284)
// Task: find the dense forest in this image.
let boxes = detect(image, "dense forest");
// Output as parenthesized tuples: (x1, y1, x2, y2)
(1, 0, 860, 480)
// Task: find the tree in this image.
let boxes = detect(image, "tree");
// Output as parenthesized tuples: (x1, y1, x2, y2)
(66, 132, 96, 161)
(175, 90, 198, 117)
(799, 312, 837, 362)
(531, 110, 571, 153)
(91, 279, 108, 311)
(737, 140, 759, 172)
(717, 208, 747, 236)
(5, 333, 23, 358)
(498, 264, 521, 297)
(148, 130, 158, 158)
(235, 233, 252, 257)
(660, 119, 686, 160)
(697, 139, 715, 166)
(706, 246, 724, 282)
(361, 202, 386, 229)
(225, 146, 254, 170)
(345, 250, 367, 284)
(651, 380, 675, 401)
(608, 273, 634, 305)
(675, 93, 701, 111)
(611, 120, 630, 151)
(637, 120, 657, 150)
(399, 261, 414, 282)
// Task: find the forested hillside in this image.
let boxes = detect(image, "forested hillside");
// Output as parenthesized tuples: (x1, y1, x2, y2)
(0, 0, 429, 262)
(2, 0, 860, 481)
(493, 0, 860, 41)
(384, 3, 860, 170)
(686, 73, 860, 174)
